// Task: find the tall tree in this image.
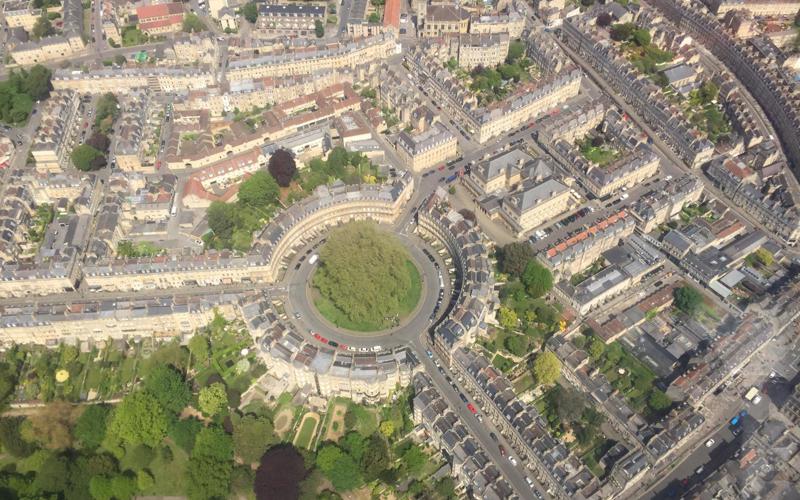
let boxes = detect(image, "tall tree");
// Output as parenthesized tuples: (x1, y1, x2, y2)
(673, 286, 703, 316)
(143, 364, 191, 415)
(32, 13, 54, 40)
(242, 2, 258, 23)
(198, 383, 228, 416)
(24, 65, 52, 100)
(533, 351, 561, 386)
(522, 260, 553, 298)
(232, 415, 275, 464)
(497, 242, 535, 277)
(107, 392, 168, 447)
(267, 149, 297, 187)
(237, 171, 279, 209)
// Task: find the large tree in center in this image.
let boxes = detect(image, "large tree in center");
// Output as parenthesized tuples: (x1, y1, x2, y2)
(313, 222, 414, 326)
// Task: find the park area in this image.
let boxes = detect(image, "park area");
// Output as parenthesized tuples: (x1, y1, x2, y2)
(312, 222, 421, 332)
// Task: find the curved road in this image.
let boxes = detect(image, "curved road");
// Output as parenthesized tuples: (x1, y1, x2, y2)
(281, 228, 449, 351)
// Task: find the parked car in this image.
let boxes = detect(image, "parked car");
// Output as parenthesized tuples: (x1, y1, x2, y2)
(466, 403, 477, 414)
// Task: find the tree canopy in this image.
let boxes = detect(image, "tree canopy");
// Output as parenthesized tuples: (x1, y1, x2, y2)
(32, 13, 55, 40)
(238, 171, 279, 208)
(521, 260, 553, 298)
(106, 392, 168, 448)
(182, 13, 206, 33)
(242, 2, 258, 23)
(533, 351, 561, 386)
(71, 145, 106, 171)
(142, 365, 191, 415)
(315, 444, 363, 491)
(267, 149, 297, 187)
(198, 382, 228, 416)
(0, 65, 51, 124)
(673, 285, 703, 316)
(497, 242, 535, 278)
(313, 222, 418, 327)
(233, 414, 275, 464)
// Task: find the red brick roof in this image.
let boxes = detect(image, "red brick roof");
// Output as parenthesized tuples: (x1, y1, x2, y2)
(383, 0, 400, 29)
(136, 2, 184, 20)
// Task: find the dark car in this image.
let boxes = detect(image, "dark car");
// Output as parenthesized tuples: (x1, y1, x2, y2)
(458, 393, 468, 403)
(489, 432, 498, 442)
(327, 340, 339, 348)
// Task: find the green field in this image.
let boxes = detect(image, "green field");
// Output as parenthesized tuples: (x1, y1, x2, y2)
(314, 260, 421, 332)
(294, 416, 318, 449)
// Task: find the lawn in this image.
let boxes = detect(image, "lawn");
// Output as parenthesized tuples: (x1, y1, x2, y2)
(121, 26, 148, 47)
(346, 401, 379, 436)
(512, 372, 535, 394)
(314, 260, 421, 332)
(491, 353, 515, 373)
(294, 415, 318, 450)
(578, 138, 622, 167)
(142, 442, 189, 495)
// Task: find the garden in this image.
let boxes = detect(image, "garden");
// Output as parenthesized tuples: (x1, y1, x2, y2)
(579, 329, 672, 420)
(577, 135, 622, 167)
(534, 384, 616, 478)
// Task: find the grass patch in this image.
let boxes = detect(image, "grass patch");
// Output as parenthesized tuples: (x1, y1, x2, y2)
(346, 402, 379, 436)
(294, 416, 318, 449)
(577, 137, 622, 167)
(144, 442, 189, 495)
(512, 372, 535, 394)
(491, 353, 515, 373)
(314, 260, 421, 332)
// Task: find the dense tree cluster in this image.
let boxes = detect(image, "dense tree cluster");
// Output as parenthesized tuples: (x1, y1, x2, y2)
(206, 170, 280, 251)
(673, 285, 704, 317)
(496, 242, 535, 278)
(241, 2, 258, 23)
(0, 65, 52, 124)
(313, 222, 416, 326)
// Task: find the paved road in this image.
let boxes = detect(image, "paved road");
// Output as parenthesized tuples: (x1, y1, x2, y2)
(410, 334, 542, 500)
(282, 229, 446, 351)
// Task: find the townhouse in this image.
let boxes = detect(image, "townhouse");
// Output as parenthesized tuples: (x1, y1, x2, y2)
(395, 123, 458, 172)
(226, 32, 396, 82)
(256, 3, 325, 36)
(416, 190, 495, 364)
(541, 210, 636, 277)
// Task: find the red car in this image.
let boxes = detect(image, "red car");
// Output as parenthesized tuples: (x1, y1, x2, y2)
(467, 403, 477, 414)
(319, 336, 329, 344)
(338, 344, 349, 351)
(438, 164, 446, 171)
(499, 445, 506, 457)
(312, 333, 322, 341)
